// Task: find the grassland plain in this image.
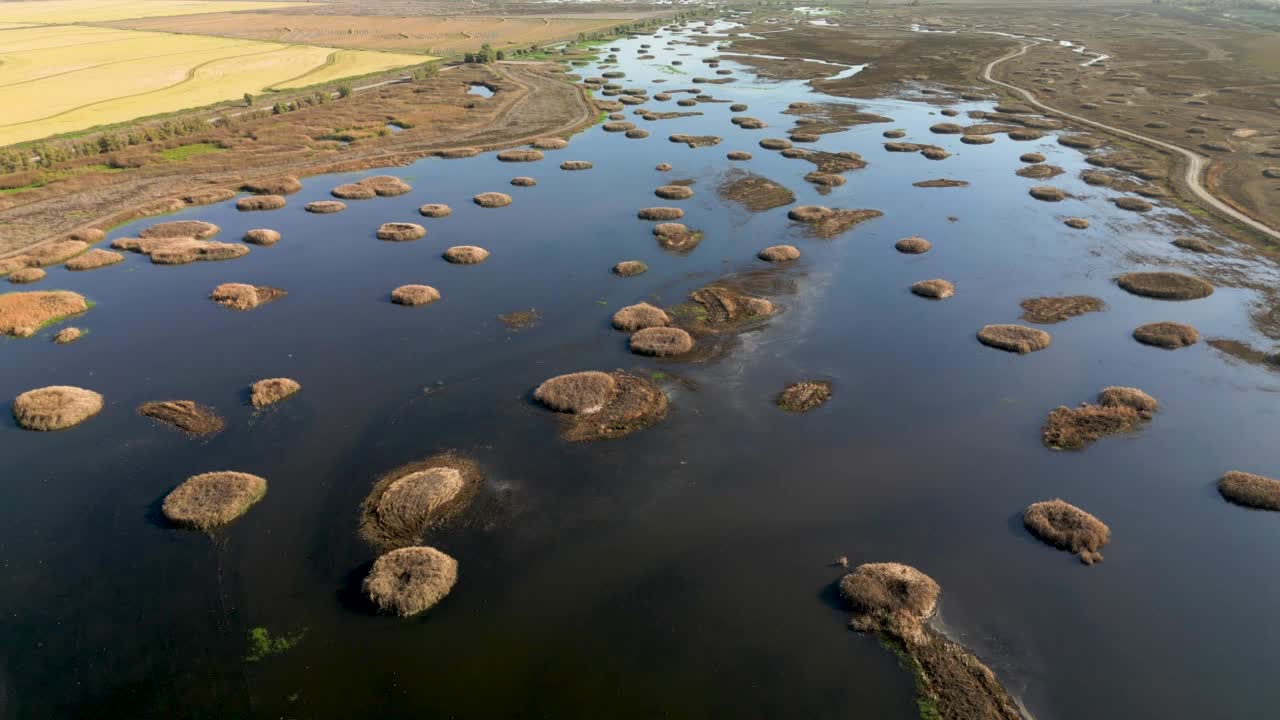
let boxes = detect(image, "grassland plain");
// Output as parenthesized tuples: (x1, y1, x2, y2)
(0, 25, 429, 145)
(0, 0, 307, 24)
(108, 12, 639, 54)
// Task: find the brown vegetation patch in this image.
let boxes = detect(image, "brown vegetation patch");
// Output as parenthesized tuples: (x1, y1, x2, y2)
(555, 370, 668, 442)
(12, 385, 103, 430)
(53, 327, 81, 344)
(1133, 321, 1199, 348)
(630, 326, 694, 357)
(497, 149, 544, 162)
(305, 200, 346, 214)
(884, 129, 906, 139)
(64, 249, 123, 271)
(243, 229, 280, 246)
(210, 283, 285, 311)
(139, 220, 219, 240)
(626, 129, 650, 139)
(359, 454, 483, 548)
(790, 133, 821, 143)
(655, 185, 695, 200)
(183, 188, 236, 206)
(930, 123, 964, 134)
(236, 195, 286, 211)
(559, 160, 593, 171)
(250, 377, 300, 408)
(639, 207, 684, 221)
(669, 134, 722, 148)
(113, 237, 249, 265)
(788, 206, 832, 222)
(533, 138, 569, 150)
(912, 179, 967, 188)
(376, 222, 426, 242)
(655, 163, 672, 172)
(613, 303, 670, 332)
(758, 245, 800, 262)
(1218, 471, 1280, 511)
(885, 142, 921, 152)
(138, 400, 224, 436)
(798, 209, 884, 239)
(1020, 152, 1045, 163)
(8, 268, 45, 284)
(510, 176, 537, 187)
(1020, 296, 1105, 324)
(1016, 164, 1064, 180)
(1112, 196, 1153, 212)
(612, 261, 648, 278)
(1023, 499, 1111, 565)
(895, 236, 932, 254)
(242, 176, 301, 195)
(162, 471, 266, 530)
(1058, 134, 1105, 150)
(443, 246, 489, 264)
(535, 371, 617, 414)
(673, 285, 775, 332)
(718, 171, 795, 212)
(1029, 186, 1066, 201)
(1042, 386, 1157, 451)
(759, 138, 793, 150)
(364, 546, 458, 617)
(391, 284, 440, 306)
(977, 324, 1052, 353)
(920, 147, 951, 160)
(437, 147, 480, 159)
(1064, 218, 1089, 229)
(418, 204, 451, 218)
(776, 381, 831, 412)
(911, 279, 955, 299)
(1116, 272, 1213, 300)
(0, 290, 90, 337)
(1172, 237, 1214, 253)
(727, 151, 752, 161)
(653, 223, 702, 253)
(1009, 129, 1043, 141)
(331, 183, 377, 200)
(804, 172, 845, 187)
(473, 192, 513, 208)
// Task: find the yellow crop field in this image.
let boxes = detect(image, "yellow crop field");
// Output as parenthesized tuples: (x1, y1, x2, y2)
(0, 26, 429, 146)
(0, 0, 308, 24)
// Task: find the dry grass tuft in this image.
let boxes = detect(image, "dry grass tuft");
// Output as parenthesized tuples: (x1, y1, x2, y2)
(376, 223, 426, 242)
(243, 229, 280, 246)
(788, 206, 833, 222)
(1042, 386, 1157, 450)
(911, 279, 955, 299)
(547, 370, 667, 442)
(114, 237, 249, 265)
(1172, 237, 1215, 253)
(236, 195, 287, 211)
(776, 381, 832, 412)
(1017, 164, 1065, 179)
(473, 192, 513, 208)
(1019, 296, 1104, 324)
(1023, 499, 1111, 565)
(359, 454, 483, 548)
(53, 327, 82, 344)
(139, 400, 224, 435)
(1112, 196, 1152, 212)
(418, 204, 452, 218)
(535, 371, 617, 414)
(1116, 272, 1214, 300)
(1064, 217, 1089, 229)
(443, 246, 489, 264)
(391, 285, 440, 306)
(510, 176, 537, 187)
(305, 201, 346, 214)
(759, 138, 793, 150)
(920, 147, 951, 160)
(727, 151, 752, 161)
(630, 326, 694, 356)
(560, 160, 594, 171)
(363, 546, 458, 617)
(210, 283, 285, 311)
(1029, 186, 1066, 201)
(758, 245, 800, 262)
(250, 378, 300, 408)
(1218, 471, 1280, 511)
(12, 385, 103, 430)
(612, 303, 670, 331)
(639, 207, 684, 221)
(242, 176, 301, 195)
(331, 183, 376, 200)
(977, 324, 1052, 353)
(162, 471, 266, 530)
(895, 236, 931, 254)
(1133, 321, 1199, 348)
(0, 290, 90, 337)
(8, 268, 45, 284)
(498, 149, 544, 162)
(652, 222, 702, 252)
(533, 138, 569, 150)
(1020, 153, 1046, 163)
(139, 220, 220, 240)
(655, 185, 695, 200)
(612, 261, 648, 277)
(840, 562, 940, 644)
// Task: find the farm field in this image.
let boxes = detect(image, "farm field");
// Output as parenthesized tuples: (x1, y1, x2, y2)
(0, 0, 307, 24)
(0, 25, 429, 145)
(109, 12, 640, 54)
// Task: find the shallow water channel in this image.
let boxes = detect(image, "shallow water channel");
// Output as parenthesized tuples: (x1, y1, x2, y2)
(3, 18, 1280, 720)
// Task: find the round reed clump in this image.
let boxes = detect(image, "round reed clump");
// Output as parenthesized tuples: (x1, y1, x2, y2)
(1017, 164, 1064, 179)
(510, 176, 537, 187)
(1133, 321, 1199, 348)
(655, 185, 694, 200)
(921, 147, 950, 160)
(758, 244, 800, 262)
(418, 204, 452, 218)
(533, 137, 569, 150)
(655, 162, 673, 171)
(162, 471, 267, 530)
(560, 161, 594, 171)
(895, 236, 931, 254)
(911, 279, 955, 299)
(209, 282, 283, 311)
(363, 546, 458, 617)
(139, 220, 220, 239)
(1116, 272, 1214, 300)
(305, 200, 346, 214)
(8, 268, 45, 284)
(443, 246, 489, 264)
(1029, 186, 1066, 201)
(1064, 217, 1089, 229)
(977, 324, 1051, 353)
(497, 149, 544, 162)
(930, 122, 964, 134)
(376, 223, 427, 242)
(759, 138, 792, 150)
(241, 176, 301, 195)
(1020, 152, 1046, 163)
(391, 284, 441, 306)
(534, 371, 617, 414)
(364, 175, 414, 199)
(1113, 196, 1153, 212)
(840, 563, 939, 640)
(805, 172, 845, 186)
(639, 207, 684, 221)
(727, 151, 752, 161)
(788, 205, 833, 222)
(331, 183, 377, 199)
(612, 260, 648, 277)
(12, 385, 103, 430)
(53, 327, 82, 344)
(1172, 237, 1215, 253)
(630, 326, 694, 356)
(243, 229, 281, 245)
(473, 192, 513, 208)
(236, 195, 286, 211)
(138, 400, 224, 435)
(603, 121, 635, 133)
(883, 129, 906, 138)
(612, 302, 669, 331)
(776, 381, 832, 412)
(1023, 499, 1111, 565)
(1218, 471, 1280, 511)
(730, 103, 748, 112)
(437, 147, 480, 159)
(250, 377, 300, 407)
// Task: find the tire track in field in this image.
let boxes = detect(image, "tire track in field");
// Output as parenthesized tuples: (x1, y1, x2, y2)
(265, 49, 338, 91)
(0, 45, 294, 129)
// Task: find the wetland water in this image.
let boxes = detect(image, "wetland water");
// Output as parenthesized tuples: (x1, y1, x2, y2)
(3, 18, 1280, 720)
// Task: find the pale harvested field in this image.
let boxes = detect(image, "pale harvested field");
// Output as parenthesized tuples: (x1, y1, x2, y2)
(0, 0, 307, 24)
(0, 26, 428, 145)
(110, 13, 636, 54)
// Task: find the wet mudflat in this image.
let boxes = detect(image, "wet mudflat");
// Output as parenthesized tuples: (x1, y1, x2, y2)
(3, 18, 1280, 720)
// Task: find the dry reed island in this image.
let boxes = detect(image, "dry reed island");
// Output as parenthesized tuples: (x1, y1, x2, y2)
(4, 1, 1280, 719)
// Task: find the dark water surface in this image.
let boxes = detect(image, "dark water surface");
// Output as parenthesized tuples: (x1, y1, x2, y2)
(3, 19, 1280, 720)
